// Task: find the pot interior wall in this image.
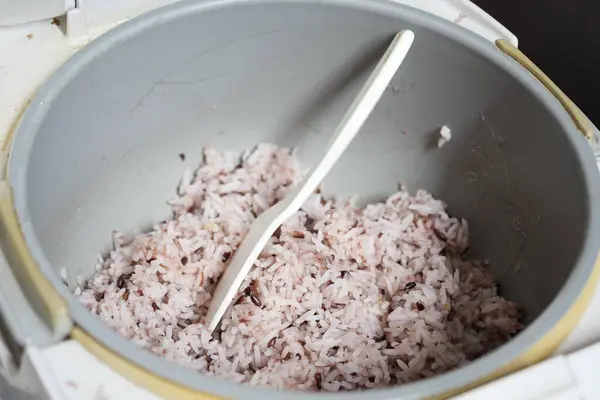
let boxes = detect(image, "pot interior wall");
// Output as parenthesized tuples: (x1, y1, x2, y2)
(10, 0, 590, 384)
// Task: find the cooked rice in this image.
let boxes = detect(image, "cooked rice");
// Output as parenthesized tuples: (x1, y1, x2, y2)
(76, 144, 522, 391)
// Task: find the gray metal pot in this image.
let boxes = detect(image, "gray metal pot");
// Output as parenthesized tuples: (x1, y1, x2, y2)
(1, 0, 599, 399)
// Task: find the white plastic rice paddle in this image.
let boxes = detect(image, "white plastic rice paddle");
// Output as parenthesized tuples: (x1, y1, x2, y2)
(205, 29, 416, 332)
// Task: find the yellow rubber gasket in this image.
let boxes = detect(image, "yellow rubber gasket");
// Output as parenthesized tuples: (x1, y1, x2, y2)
(0, 183, 72, 340)
(0, 100, 71, 341)
(496, 39, 595, 143)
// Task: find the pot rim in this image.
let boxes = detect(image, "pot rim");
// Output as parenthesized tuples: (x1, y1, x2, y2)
(7, 0, 600, 399)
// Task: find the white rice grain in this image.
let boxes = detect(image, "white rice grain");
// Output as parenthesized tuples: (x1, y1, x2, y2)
(77, 144, 522, 391)
(437, 125, 452, 148)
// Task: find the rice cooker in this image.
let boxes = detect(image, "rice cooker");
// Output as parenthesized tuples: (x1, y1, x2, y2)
(1, 0, 600, 399)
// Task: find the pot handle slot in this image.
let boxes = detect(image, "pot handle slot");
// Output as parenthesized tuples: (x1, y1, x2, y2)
(496, 39, 596, 144)
(0, 182, 72, 346)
